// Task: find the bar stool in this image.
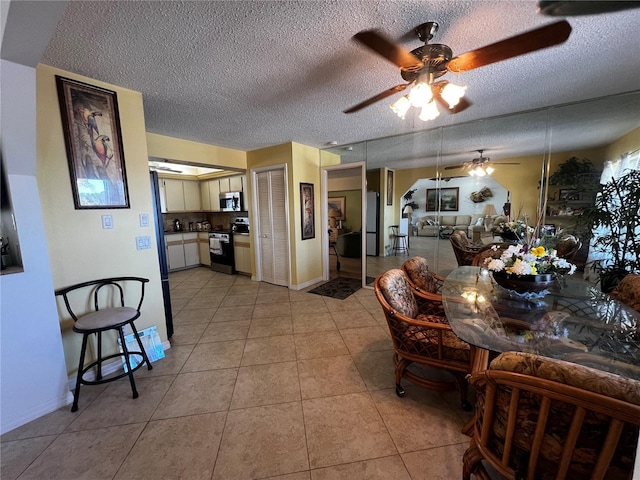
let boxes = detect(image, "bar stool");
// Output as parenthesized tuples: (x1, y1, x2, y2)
(390, 225, 409, 255)
(55, 277, 152, 412)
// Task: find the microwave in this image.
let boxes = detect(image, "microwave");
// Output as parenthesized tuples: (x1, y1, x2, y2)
(219, 192, 243, 212)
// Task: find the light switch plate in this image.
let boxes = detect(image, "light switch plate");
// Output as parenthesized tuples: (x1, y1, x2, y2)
(102, 215, 113, 229)
(136, 236, 151, 250)
(139, 214, 149, 227)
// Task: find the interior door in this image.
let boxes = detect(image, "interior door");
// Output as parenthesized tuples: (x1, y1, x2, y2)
(256, 168, 289, 286)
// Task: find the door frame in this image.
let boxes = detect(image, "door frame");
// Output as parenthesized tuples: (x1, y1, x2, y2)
(250, 164, 291, 286)
(321, 162, 367, 286)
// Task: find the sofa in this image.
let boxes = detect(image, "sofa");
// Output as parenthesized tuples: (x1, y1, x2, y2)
(415, 214, 507, 241)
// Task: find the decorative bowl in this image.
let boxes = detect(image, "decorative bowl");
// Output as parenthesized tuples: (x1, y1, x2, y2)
(492, 271, 557, 293)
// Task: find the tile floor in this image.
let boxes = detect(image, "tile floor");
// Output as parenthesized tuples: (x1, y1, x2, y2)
(1, 266, 475, 480)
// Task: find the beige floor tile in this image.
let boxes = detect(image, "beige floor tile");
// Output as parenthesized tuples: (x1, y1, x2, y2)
(213, 402, 309, 479)
(136, 344, 194, 378)
(256, 291, 291, 304)
(253, 302, 292, 319)
(185, 295, 223, 309)
(0, 436, 56, 480)
(152, 369, 237, 419)
(292, 312, 337, 334)
(206, 276, 237, 287)
(302, 392, 397, 469)
(339, 326, 393, 355)
(230, 361, 300, 409)
(16, 423, 144, 480)
(331, 309, 379, 329)
(174, 280, 207, 290)
(298, 355, 366, 399)
(264, 472, 311, 480)
(212, 304, 254, 322)
(65, 376, 174, 432)
(168, 296, 190, 312)
(322, 295, 365, 312)
(170, 322, 207, 345)
(199, 319, 250, 343)
(289, 290, 319, 302)
(258, 282, 289, 294)
(401, 442, 469, 480)
(172, 307, 215, 325)
(169, 287, 201, 299)
(310, 455, 411, 480)
(242, 335, 296, 365)
(115, 413, 226, 480)
(289, 298, 328, 314)
(370, 387, 469, 453)
(228, 284, 260, 296)
(354, 294, 382, 311)
(181, 340, 245, 372)
(294, 331, 349, 360)
(220, 293, 257, 308)
(248, 316, 293, 338)
(351, 349, 396, 391)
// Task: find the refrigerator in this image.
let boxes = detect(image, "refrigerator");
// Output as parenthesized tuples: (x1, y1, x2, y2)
(366, 191, 379, 256)
(150, 171, 174, 338)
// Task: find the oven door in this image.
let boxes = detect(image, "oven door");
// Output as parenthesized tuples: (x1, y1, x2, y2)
(209, 236, 234, 269)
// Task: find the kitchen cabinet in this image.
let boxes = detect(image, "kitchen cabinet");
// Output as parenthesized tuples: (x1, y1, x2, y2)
(208, 179, 221, 211)
(233, 234, 251, 274)
(162, 178, 202, 212)
(198, 233, 211, 266)
(183, 233, 199, 266)
(219, 177, 231, 194)
(200, 181, 211, 213)
(229, 175, 243, 192)
(166, 233, 200, 271)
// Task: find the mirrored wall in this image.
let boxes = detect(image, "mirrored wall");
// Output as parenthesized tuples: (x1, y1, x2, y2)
(323, 90, 640, 284)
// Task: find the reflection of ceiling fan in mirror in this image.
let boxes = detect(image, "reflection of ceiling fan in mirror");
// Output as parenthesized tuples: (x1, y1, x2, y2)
(344, 20, 571, 121)
(444, 150, 520, 177)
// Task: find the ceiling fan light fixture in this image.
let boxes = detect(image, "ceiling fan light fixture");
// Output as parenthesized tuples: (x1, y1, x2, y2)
(485, 165, 495, 175)
(418, 101, 440, 121)
(408, 81, 432, 107)
(441, 83, 467, 109)
(390, 96, 411, 119)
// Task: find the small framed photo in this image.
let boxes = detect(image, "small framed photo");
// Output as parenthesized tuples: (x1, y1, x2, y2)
(328, 196, 346, 221)
(56, 75, 130, 209)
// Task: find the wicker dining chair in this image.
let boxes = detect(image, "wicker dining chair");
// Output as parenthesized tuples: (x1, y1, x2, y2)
(374, 268, 474, 410)
(471, 243, 512, 267)
(555, 234, 582, 260)
(609, 273, 640, 313)
(401, 256, 446, 295)
(450, 230, 487, 266)
(463, 351, 640, 480)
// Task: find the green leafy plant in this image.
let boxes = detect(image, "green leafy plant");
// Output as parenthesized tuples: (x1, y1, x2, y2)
(403, 188, 419, 210)
(582, 169, 640, 292)
(549, 157, 598, 186)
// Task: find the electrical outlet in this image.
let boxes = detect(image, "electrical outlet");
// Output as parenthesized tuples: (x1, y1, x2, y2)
(102, 215, 113, 229)
(136, 236, 151, 250)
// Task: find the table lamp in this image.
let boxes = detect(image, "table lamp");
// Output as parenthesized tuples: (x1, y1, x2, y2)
(403, 205, 414, 225)
(482, 204, 498, 231)
(328, 208, 339, 228)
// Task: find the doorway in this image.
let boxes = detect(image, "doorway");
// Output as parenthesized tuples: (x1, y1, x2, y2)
(322, 163, 366, 286)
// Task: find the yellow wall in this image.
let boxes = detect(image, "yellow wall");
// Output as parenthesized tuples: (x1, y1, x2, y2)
(320, 149, 341, 166)
(604, 126, 640, 160)
(146, 132, 246, 169)
(36, 64, 167, 377)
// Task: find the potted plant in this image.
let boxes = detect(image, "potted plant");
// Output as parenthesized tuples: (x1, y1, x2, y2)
(403, 188, 419, 211)
(582, 169, 640, 292)
(549, 156, 599, 186)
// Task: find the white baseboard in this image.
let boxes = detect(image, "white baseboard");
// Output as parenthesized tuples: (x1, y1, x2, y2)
(292, 276, 324, 290)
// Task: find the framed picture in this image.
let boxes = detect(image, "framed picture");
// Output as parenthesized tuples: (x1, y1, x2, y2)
(559, 188, 581, 201)
(300, 182, 315, 240)
(328, 196, 346, 221)
(55, 75, 130, 209)
(426, 187, 459, 212)
(387, 170, 394, 206)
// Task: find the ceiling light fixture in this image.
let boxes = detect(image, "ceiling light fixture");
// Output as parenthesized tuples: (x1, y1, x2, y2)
(390, 73, 466, 122)
(469, 165, 494, 177)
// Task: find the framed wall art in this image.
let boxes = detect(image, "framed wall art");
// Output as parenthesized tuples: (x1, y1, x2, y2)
(56, 75, 130, 209)
(386, 170, 394, 205)
(328, 196, 346, 221)
(300, 182, 315, 240)
(426, 187, 459, 212)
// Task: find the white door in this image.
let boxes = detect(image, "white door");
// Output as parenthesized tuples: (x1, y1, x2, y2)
(256, 168, 289, 286)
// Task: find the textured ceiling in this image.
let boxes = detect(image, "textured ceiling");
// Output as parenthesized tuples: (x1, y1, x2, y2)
(9, 1, 640, 169)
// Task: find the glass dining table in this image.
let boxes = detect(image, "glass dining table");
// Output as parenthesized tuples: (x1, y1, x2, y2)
(441, 266, 640, 380)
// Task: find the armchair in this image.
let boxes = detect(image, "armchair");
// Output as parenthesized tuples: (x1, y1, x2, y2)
(463, 351, 640, 480)
(374, 268, 474, 410)
(450, 230, 491, 266)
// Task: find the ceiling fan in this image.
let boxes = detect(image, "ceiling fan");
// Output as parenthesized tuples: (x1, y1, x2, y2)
(444, 150, 519, 176)
(344, 20, 572, 116)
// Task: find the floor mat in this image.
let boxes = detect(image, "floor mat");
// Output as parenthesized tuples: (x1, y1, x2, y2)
(309, 277, 362, 300)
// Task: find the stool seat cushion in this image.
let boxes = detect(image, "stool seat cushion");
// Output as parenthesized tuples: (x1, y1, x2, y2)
(75, 307, 138, 331)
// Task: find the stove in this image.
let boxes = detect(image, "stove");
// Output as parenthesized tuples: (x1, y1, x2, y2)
(209, 231, 234, 274)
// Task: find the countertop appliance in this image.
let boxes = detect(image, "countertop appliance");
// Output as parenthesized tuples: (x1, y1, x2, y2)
(209, 231, 234, 274)
(220, 192, 243, 212)
(232, 217, 250, 235)
(173, 218, 183, 231)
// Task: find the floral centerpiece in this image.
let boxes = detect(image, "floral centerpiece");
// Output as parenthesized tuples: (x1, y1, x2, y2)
(483, 243, 577, 293)
(492, 220, 534, 242)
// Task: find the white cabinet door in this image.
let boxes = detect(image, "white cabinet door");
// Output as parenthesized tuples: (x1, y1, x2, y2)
(183, 233, 199, 266)
(219, 177, 231, 193)
(233, 235, 251, 274)
(198, 233, 211, 266)
(208, 180, 221, 211)
(183, 181, 201, 211)
(158, 178, 167, 213)
(200, 181, 210, 212)
(166, 235, 186, 271)
(229, 175, 243, 192)
(164, 179, 185, 212)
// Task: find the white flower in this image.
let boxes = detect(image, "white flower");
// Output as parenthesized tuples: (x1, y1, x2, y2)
(508, 260, 534, 275)
(486, 259, 505, 271)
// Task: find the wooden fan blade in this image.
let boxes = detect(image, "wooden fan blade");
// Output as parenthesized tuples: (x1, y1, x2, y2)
(447, 20, 571, 73)
(344, 84, 410, 114)
(433, 91, 472, 114)
(353, 30, 423, 70)
(443, 164, 465, 170)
